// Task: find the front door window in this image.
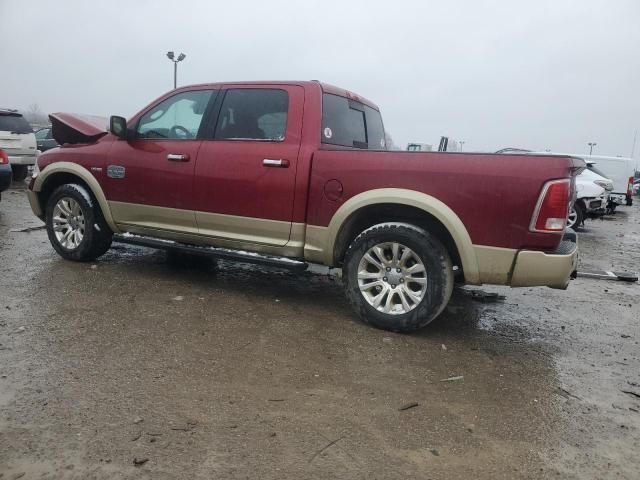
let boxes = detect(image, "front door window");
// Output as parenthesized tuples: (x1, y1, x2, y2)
(137, 90, 214, 140)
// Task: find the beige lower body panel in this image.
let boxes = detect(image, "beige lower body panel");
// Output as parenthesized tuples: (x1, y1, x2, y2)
(510, 246, 578, 289)
(27, 190, 43, 217)
(109, 201, 306, 259)
(107, 201, 576, 289)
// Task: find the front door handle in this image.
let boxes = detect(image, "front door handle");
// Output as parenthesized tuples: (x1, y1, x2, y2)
(262, 158, 289, 168)
(167, 153, 190, 162)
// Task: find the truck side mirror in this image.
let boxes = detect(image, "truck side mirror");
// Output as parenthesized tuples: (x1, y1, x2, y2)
(110, 116, 128, 140)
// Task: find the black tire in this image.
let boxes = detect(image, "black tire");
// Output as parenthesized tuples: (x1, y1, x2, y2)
(11, 165, 28, 182)
(45, 183, 113, 261)
(343, 223, 454, 333)
(567, 202, 585, 229)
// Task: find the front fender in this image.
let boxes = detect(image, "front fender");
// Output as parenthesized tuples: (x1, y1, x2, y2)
(31, 161, 120, 233)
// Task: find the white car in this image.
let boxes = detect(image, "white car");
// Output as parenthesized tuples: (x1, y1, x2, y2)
(569, 165, 612, 229)
(0, 108, 38, 181)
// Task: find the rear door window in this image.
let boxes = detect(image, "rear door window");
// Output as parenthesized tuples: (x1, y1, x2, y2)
(0, 114, 33, 134)
(321, 93, 385, 149)
(214, 89, 288, 141)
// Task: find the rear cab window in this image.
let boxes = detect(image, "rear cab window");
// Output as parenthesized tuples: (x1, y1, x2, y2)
(0, 114, 33, 134)
(321, 93, 385, 150)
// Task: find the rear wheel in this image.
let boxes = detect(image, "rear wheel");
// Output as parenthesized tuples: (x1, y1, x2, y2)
(11, 165, 28, 182)
(343, 223, 454, 333)
(45, 184, 113, 261)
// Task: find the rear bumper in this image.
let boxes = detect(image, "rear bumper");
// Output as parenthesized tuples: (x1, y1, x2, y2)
(510, 231, 578, 290)
(8, 154, 37, 166)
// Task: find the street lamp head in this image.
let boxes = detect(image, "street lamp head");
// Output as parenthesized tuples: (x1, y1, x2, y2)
(166, 51, 175, 60)
(177, 53, 186, 62)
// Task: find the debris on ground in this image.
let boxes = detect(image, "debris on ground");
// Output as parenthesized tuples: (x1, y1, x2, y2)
(171, 420, 198, 431)
(441, 344, 447, 351)
(133, 416, 143, 424)
(467, 289, 506, 303)
(9, 225, 45, 233)
(440, 376, 464, 382)
(131, 431, 142, 442)
(398, 402, 419, 411)
(172, 296, 184, 301)
(621, 390, 640, 399)
(430, 449, 440, 456)
(133, 457, 149, 466)
(556, 387, 581, 400)
(13, 326, 25, 334)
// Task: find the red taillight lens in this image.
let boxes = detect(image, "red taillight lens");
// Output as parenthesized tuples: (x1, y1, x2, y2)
(0, 150, 7, 165)
(628, 176, 634, 196)
(530, 179, 571, 232)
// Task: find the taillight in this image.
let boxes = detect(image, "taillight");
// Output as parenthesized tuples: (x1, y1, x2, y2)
(0, 149, 7, 165)
(530, 179, 571, 232)
(628, 176, 634, 196)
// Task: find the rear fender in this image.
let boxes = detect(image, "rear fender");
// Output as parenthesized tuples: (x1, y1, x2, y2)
(309, 188, 480, 283)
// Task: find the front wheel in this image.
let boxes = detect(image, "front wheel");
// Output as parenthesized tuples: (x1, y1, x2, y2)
(343, 223, 454, 333)
(45, 184, 113, 261)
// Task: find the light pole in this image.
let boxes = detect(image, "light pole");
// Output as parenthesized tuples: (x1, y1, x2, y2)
(166, 51, 186, 89)
(588, 142, 597, 155)
(459, 140, 466, 152)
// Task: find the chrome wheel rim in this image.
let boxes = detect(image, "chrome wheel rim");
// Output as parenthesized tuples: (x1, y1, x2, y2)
(52, 197, 85, 250)
(357, 242, 427, 315)
(567, 207, 577, 228)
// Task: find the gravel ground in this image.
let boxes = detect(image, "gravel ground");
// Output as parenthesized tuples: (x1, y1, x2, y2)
(1, 182, 638, 479)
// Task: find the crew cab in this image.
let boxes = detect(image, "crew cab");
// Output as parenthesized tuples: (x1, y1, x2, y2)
(28, 81, 582, 332)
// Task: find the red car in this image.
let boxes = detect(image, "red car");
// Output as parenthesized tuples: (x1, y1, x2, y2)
(28, 81, 582, 332)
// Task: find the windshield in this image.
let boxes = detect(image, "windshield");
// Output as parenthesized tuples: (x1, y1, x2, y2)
(0, 114, 33, 134)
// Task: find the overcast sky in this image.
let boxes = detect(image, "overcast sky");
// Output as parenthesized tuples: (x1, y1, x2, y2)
(1, 0, 638, 156)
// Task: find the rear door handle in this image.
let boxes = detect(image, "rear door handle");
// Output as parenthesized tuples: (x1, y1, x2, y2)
(262, 158, 289, 168)
(167, 153, 190, 162)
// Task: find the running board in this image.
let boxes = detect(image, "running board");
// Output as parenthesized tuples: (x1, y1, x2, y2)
(113, 233, 308, 272)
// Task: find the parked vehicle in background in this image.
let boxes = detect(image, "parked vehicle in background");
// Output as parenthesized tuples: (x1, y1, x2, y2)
(579, 155, 635, 208)
(28, 81, 583, 332)
(633, 179, 640, 195)
(35, 127, 59, 152)
(0, 149, 12, 201)
(0, 109, 38, 181)
(569, 166, 611, 228)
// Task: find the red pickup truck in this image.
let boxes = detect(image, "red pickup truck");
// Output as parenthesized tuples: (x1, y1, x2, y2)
(28, 81, 582, 332)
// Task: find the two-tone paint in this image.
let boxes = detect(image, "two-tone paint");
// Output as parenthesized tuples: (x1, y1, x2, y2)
(29, 80, 582, 289)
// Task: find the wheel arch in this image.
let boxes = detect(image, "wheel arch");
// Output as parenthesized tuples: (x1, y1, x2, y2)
(33, 162, 119, 233)
(318, 189, 480, 284)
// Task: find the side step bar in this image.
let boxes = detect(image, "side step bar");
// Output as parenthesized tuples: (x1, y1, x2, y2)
(113, 233, 308, 272)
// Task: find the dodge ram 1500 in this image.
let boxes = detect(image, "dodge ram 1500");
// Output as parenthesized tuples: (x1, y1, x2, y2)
(28, 81, 582, 332)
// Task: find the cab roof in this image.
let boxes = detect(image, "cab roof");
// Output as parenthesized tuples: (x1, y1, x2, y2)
(174, 80, 380, 111)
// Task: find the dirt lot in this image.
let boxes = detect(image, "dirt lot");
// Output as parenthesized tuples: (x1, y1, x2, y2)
(1, 182, 639, 479)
